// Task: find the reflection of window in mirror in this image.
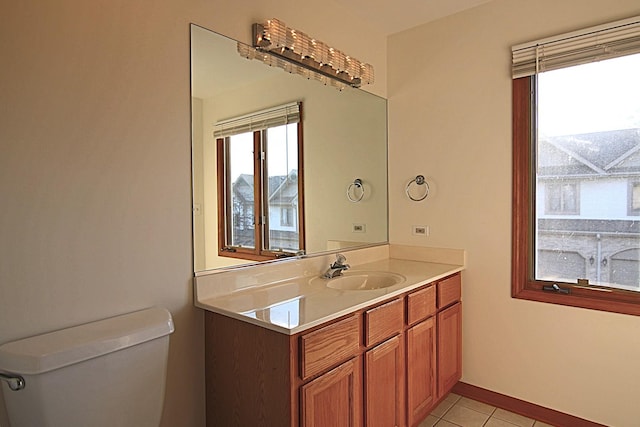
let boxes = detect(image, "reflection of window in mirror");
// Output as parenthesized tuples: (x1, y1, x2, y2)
(215, 102, 305, 261)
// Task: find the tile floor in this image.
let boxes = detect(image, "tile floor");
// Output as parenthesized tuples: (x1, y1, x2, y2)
(420, 393, 554, 427)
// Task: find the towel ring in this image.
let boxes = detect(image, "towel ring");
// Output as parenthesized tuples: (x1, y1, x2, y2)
(406, 175, 429, 202)
(347, 178, 365, 203)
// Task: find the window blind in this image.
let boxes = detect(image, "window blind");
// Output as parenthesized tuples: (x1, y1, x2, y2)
(512, 15, 640, 78)
(213, 101, 301, 138)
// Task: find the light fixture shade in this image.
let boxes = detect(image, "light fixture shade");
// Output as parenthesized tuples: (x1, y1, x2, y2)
(265, 18, 288, 49)
(311, 40, 329, 65)
(329, 48, 347, 72)
(361, 63, 374, 85)
(248, 18, 374, 89)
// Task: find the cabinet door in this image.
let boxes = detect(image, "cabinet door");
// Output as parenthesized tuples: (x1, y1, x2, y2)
(406, 317, 436, 427)
(365, 335, 404, 427)
(437, 302, 462, 397)
(301, 357, 362, 427)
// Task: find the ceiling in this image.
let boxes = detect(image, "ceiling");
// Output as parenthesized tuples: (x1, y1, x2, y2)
(332, 0, 494, 35)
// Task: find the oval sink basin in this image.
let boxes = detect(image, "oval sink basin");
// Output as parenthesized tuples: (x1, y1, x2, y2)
(325, 271, 405, 291)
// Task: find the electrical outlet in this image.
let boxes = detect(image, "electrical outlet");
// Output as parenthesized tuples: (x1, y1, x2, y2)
(412, 225, 429, 236)
(352, 223, 366, 233)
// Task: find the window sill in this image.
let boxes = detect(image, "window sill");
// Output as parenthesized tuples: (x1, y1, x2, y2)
(512, 283, 640, 317)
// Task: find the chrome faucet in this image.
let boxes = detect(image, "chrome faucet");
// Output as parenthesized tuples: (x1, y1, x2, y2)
(323, 253, 350, 278)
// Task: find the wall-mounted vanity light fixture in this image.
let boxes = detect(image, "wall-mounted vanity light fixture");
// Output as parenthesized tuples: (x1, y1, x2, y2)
(347, 178, 365, 203)
(406, 175, 429, 202)
(238, 18, 374, 89)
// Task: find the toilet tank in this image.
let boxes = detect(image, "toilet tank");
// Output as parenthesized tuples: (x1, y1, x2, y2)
(0, 307, 174, 427)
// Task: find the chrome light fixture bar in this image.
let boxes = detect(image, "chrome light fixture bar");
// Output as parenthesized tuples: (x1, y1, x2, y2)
(242, 18, 374, 89)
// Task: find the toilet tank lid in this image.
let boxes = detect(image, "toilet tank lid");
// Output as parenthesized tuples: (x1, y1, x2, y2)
(0, 307, 174, 375)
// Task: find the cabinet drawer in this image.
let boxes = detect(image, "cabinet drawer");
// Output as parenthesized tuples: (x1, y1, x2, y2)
(437, 274, 461, 309)
(407, 285, 436, 325)
(364, 298, 403, 347)
(300, 314, 360, 380)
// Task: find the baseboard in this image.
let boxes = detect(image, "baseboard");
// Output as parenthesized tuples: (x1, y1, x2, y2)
(452, 382, 607, 427)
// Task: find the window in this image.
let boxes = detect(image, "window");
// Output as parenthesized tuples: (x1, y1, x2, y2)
(280, 207, 294, 227)
(511, 16, 640, 316)
(215, 102, 304, 261)
(544, 182, 579, 215)
(628, 181, 640, 215)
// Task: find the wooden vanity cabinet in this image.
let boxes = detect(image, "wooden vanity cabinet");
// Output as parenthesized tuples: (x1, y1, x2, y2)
(365, 335, 404, 427)
(203, 272, 462, 427)
(405, 280, 438, 426)
(363, 298, 405, 427)
(436, 274, 463, 398)
(301, 356, 362, 427)
(406, 316, 437, 426)
(437, 302, 462, 397)
(299, 314, 362, 427)
(300, 314, 360, 380)
(204, 311, 296, 427)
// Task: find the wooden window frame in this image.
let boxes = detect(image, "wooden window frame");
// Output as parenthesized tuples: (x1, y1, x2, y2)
(216, 121, 305, 262)
(511, 76, 640, 316)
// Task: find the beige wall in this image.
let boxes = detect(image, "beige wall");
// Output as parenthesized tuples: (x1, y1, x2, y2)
(0, 1, 386, 426)
(388, 1, 640, 426)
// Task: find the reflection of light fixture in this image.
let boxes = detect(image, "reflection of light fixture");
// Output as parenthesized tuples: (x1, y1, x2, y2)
(602, 258, 608, 267)
(240, 18, 374, 90)
(589, 256, 595, 265)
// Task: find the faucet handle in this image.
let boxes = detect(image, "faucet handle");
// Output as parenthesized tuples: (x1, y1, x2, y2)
(335, 253, 347, 265)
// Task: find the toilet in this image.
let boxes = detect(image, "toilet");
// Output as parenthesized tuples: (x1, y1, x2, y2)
(0, 307, 174, 427)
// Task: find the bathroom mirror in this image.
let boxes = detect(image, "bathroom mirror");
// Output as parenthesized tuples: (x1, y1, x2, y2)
(191, 24, 388, 273)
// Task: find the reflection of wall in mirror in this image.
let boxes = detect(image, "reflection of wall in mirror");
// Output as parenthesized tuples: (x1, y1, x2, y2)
(303, 79, 387, 251)
(192, 52, 387, 272)
(192, 98, 206, 270)
(193, 99, 252, 272)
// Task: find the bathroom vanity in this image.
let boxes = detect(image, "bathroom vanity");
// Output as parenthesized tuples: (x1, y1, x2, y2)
(195, 246, 464, 427)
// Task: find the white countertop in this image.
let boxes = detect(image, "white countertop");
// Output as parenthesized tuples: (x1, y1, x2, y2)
(195, 257, 463, 335)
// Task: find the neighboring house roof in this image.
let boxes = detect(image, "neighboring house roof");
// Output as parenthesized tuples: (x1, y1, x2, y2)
(268, 175, 288, 196)
(270, 170, 298, 205)
(232, 174, 255, 203)
(539, 128, 640, 177)
(231, 170, 298, 202)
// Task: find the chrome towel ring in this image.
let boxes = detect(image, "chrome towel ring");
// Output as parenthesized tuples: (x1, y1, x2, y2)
(406, 175, 429, 201)
(347, 178, 365, 202)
